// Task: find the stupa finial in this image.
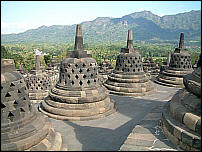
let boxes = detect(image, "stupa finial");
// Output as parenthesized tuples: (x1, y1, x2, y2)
(127, 29, 133, 49)
(179, 33, 184, 49)
(74, 24, 83, 50)
(35, 55, 40, 70)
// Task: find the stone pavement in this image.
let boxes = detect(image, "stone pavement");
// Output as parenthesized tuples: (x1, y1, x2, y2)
(33, 81, 183, 151)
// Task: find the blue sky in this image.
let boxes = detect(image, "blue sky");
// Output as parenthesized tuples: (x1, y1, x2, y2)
(1, 1, 201, 34)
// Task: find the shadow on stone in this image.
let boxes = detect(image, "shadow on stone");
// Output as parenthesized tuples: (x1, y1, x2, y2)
(63, 96, 165, 151)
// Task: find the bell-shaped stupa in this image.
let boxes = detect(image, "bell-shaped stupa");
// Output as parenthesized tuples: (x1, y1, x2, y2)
(142, 56, 160, 78)
(39, 24, 116, 121)
(98, 56, 114, 83)
(26, 55, 55, 102)
(155, 33, 193, 88)
(161, 53, 201, 150)
(1, 59, 66, 151)
(104, 29, 156, 96)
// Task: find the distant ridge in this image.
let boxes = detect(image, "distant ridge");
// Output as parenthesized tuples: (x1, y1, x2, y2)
(1, 10, 201, 44)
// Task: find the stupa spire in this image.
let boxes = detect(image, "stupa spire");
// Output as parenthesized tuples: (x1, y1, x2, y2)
(179, 33, 184, 49)
(35, 55, 40, 70)
(74, 24, 84, 50)
(127, 29, 133, 49)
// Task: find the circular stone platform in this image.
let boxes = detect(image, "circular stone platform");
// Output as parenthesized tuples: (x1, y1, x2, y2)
(39, 24, 116, 121)
(161, 54, 201, 151)
(1, 59, 66, 151)
(104, 29, 156, 96)
(155, 33, 193, 88)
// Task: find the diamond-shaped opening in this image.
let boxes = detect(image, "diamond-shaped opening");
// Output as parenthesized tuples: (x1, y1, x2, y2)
(75, 64, 78, 67)
(1, 102, 6, 109)
(79, 69, 82, 73)
(13, 100, 18, 105)
(65, 69, 68, 72)
(5, 92, 11, 97)
(8, 112, 14, 121)
(94, 79, 96, 82)
(23, 97, 26, 100)
(87, 80, 90, 85)
(79, 81, 83, 85)
(133, 69, 136, 72)
(18, 89, 21, 93)
(71, 80, 74, 85)
(90, 63, 92, 66)
(75, 75, 79, 79)
(82, 63, 86, 67)
(83, 75, 86, 79)
(72, 69, 74, 73)
(29, 105, 32, 111)
(20, 108, 25, 113)
(91, 74, 93, 78)
(68, 75, 70, 79)
(20, 80, 23, 83)
(10, 83, 15, 87)
(87, 68, 90, 72)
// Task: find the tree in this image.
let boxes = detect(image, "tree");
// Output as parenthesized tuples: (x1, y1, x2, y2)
(44, 55, 52, 66)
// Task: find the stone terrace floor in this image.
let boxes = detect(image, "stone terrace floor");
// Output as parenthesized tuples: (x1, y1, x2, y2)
(33, 81, 184, 151)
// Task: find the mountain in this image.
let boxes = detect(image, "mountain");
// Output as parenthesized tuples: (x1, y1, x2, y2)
(1, 10, 201, 44)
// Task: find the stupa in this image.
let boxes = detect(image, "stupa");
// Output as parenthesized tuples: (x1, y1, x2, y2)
(104, 29, 156, 96)
(26, 55, 54, 102)
(160, 51, 171, 72)
(1, 59, 66, 151)
(155, 33, 193, 88)
(98, 56, 114, 83)
(161, 53, 201, 150)
(39, 24, 116, 121)
(142, 56, 160, 77)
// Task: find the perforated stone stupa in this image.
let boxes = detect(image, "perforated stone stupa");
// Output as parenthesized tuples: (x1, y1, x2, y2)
(155, 33, 193, 88)
(161, 53, 201, 151)
(26, 55, 53, 102)
(39, 24, 116, 121)
(104, 29, 156, 96)
(1, 59, 66, 151)
(98, 56, 114, 83)
(142, 56, 160, 77)
(160, 51, 171, 72)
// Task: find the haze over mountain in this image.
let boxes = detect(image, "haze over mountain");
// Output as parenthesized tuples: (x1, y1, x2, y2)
(1, 10, 201, 44)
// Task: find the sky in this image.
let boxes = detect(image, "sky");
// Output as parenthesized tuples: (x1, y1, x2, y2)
(1, 1, 201, 34)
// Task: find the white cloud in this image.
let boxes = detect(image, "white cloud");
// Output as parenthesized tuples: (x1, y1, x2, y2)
(1, 20, 41, 34)
(136, 8, 146, 12)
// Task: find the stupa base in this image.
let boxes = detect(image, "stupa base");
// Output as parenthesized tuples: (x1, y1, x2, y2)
(38, 97, 116, 121)
(161, 102, 200, 151)
(104, 81, 156, 96)
(154, 78, 184, 88)
(1, 115, 66, 151)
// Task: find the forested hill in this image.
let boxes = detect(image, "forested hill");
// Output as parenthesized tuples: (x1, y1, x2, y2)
(1, 10, 201, 44)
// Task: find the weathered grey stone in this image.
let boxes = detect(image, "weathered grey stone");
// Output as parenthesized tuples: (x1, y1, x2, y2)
(161, 53, 201, 151)
(1, 58, 65, 151)
(39, 24, 116, 121)
(155, 33, 193, 88)
(104, 29, 156, 96)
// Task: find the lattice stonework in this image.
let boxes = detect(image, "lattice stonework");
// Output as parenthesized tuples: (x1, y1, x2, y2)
(1, 59, 65, 151)
(161, 54, 201, 151)
(155, 33, 193, 88)
(39, 24, 116, 121)
(104, 29, 156, 96)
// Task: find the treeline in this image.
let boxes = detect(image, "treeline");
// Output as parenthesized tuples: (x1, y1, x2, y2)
(1, 42, 201, 72)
